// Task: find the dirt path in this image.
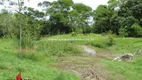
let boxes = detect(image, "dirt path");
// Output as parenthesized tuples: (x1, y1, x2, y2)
(49, 45, 126, 80)
(51, 56, 108, 80)
(70, 46, 108, 80)
(49, 45, 111, 80)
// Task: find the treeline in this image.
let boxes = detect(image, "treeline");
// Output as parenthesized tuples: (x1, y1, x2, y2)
(93, 0, 142, 37)
(0, 0, 142, 39)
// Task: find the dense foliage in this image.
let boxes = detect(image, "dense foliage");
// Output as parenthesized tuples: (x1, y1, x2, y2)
(93, 0, 142, 37)
(0, 0, 141, 40)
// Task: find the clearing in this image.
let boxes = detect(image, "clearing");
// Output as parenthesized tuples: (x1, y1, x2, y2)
(0, 34, 142, 80)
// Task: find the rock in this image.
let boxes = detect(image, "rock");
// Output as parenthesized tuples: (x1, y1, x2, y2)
(113, 53, 134, 62)
(83, 46, 96, 56)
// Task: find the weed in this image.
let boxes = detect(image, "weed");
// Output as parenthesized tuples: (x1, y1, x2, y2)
(71, 32, 77, 36)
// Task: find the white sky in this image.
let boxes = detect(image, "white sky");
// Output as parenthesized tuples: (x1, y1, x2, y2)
(25, 0, 109, 10)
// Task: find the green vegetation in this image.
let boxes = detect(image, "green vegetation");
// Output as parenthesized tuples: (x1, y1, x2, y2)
(0, 38, 80, 80)
(101, 37, 142, 80)
(93, 0, 142, 37)
(42, 34, 142, 80)
(0, 0, 142, 39)
(103, 55, 142, 80)
(108, 38, 142, 54)
(0, 33, 142, 80)
(0, 0, 142, 80)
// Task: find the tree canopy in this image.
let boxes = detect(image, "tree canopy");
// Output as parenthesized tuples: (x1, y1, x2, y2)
(0, 0, 141, 39)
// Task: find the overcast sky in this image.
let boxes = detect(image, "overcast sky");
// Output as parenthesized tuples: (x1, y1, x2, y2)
(25, 0, 109, 10)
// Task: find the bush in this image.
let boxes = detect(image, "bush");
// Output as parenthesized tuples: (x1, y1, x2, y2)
(91, 34, 115, 48)
(91, 42, 106, 48)
(107, 35, 115, 46)
(91, 37, 109, 48)
(107, 30, 113, 35)
(71, 32, 77, 36)
(36, 41, 81, 57)
(130, 24, 142, 37)
(119, 27, 128, 37)
(22, 37, 34, 49)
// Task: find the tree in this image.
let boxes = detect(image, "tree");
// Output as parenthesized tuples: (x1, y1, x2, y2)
(39, 0, 74, 35)
(108, 0, 119, 10)
(24, 7, 45, 40)
(0, 0, 31, 56)
(0, 10, 13, 38)
(107, 0, 125, 10)
(119, 27, 128, 37)
(92, 0, 142, 37)
(117, 0, 142, 36)
(93, 5, 113, 33)
(39, 0, 92, 34)
(71, 3, 92, 33)
(129, 24, 142, 37)
(0, 0, 17, 38)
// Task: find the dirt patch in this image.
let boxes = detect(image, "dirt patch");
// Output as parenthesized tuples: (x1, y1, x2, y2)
(49, 56, 110, 80)
(49, 46, 125, 80)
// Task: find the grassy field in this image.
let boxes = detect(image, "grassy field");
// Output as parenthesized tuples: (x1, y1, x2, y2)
(0, 38, 80, 80)
(44, 34, 142, 80)
(0, 33, 142, 80)
(102, 37, 142, 80)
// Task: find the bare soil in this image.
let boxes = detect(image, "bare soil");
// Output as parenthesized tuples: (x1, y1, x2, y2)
(49, 45, 124, 80)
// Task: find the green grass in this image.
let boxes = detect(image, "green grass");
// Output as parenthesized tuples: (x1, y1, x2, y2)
(36, 40, 81, 57)
(0, 53, 80, 80)
(0, 34, 107, 80)
(47, 34, 142, 80)
(102, 37, 142, 80)
(44, 33, 113, 47)
(42, 33, 100, 40)
(102, 54, 142, 80)
(42, 33, 102, 45)
(108, 38, 142, 54)
(0, 34, 141, 80)
(0, 38, 80, 80)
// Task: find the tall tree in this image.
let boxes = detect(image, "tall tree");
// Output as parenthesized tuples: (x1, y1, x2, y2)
(39, 0, 92, 34)
(118, 0, 142, 36)
(24, 7, 45, 40)
(39, 0, 74, 34)
(71, 3, 92, 33)
(0, 0, 30, 56)
(93, 5, 114, 33)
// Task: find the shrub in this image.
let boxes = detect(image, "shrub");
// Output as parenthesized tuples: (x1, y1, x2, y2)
(107, 30, 115, 46)
(107, 30, 113, 35)
(119, 27, 128, 37)
(71, 32, 77, 36)
(91, 42, 106, 48)
(107, 35, 115, 46)
(130, 24, 142, 37)
(91, 34, 115, 48)
(91, 37, 108, 48)
(36, 41, 81, 57)
(22, 37, 34, 49)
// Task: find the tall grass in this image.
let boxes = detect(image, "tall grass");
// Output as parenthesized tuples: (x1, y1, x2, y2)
(90, 34, 115, 48)
(36, 40, 81, 57)
(0, 38, 80, 80)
